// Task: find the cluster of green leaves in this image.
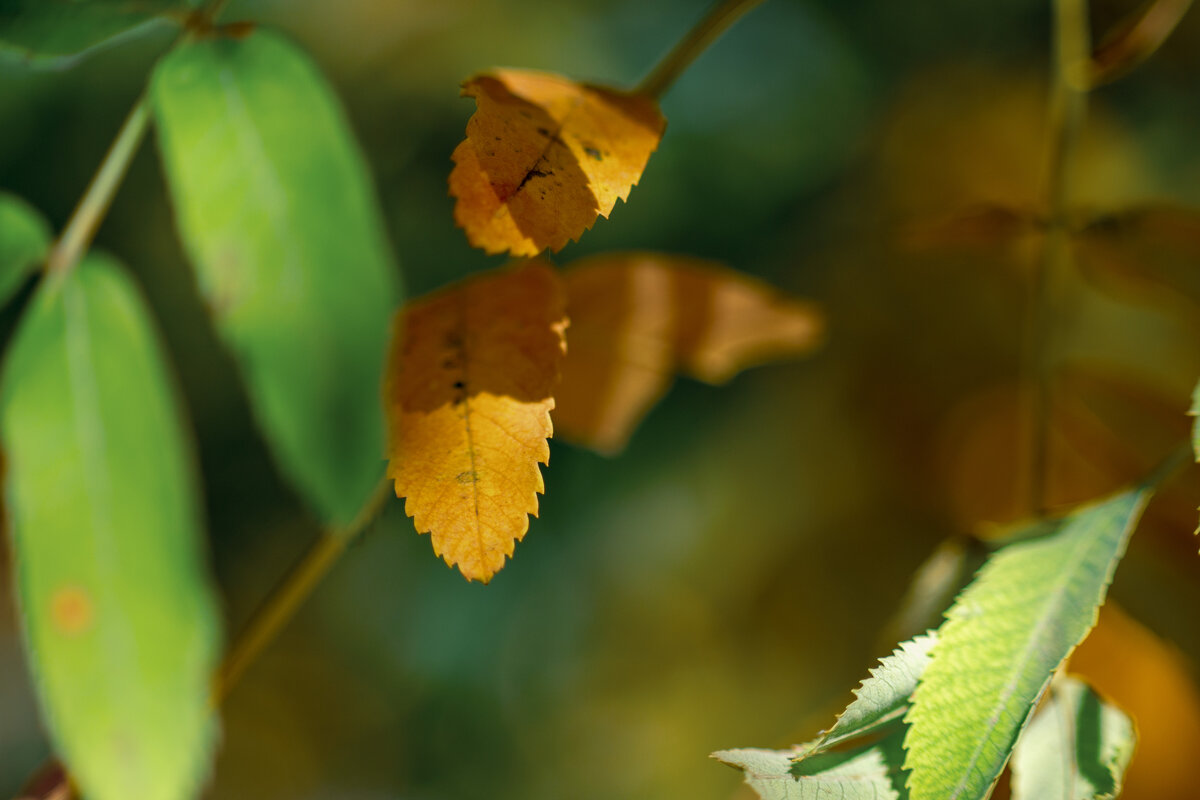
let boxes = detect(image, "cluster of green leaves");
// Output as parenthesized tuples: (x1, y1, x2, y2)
(1, 2, 399, 798)
(717, 492, 1146, 800)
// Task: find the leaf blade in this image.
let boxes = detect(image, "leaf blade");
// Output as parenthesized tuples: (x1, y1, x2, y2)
(903, 490, 1148, 800)
(715, 727, 910, 800)
(151, 29, 401, 526)
(554, 253, 823, 453)
(0, 192, 51, 306)
(0, 0, 186, 68)
(1011, 675, 1135, 800)
(386, 260, 566, 582)
(449, 69, 665, 256)
(0, 254, 220, 800)
(817, 632, 937, 753)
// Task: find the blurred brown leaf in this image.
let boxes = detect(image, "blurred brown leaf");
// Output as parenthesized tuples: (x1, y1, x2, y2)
(554, 253, 823, 454)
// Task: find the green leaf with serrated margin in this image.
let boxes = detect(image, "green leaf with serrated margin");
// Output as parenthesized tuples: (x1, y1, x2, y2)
(0, 0, 188, 69)
(715, 727, 910, 800)
(0, 192, 50, 306)
(903, 490, 1147, 800)
(0, 254, 220, 800)
(814, 632, 937, 754)
(1011, 675, 1135, 800)
(151, 29, 401, 526)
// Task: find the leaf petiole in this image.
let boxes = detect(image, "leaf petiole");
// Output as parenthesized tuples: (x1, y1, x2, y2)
(635, 0, 766, 99)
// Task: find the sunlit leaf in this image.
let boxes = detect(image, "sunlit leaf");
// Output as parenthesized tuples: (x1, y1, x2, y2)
(903, 490, 1148, 800)
(553, 253, 823, 453)
(715, 727, 909, 800)
(0, 0, 187, 68)
(449, 69, 665, 256)
(0, 192, 50, 307)
(152, 29, 401, 527)
(386, 260, 566, 583)
(0, 254, 220, 800)
(815, 633, 937, 754)
(1011, 675, 1135, 800)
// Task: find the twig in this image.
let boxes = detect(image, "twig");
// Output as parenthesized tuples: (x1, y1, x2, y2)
(214, 479, 392, 702)
(636, 0, 767, 99)
(1028, 0, 1091, 517)
(42, 96, 151, 281)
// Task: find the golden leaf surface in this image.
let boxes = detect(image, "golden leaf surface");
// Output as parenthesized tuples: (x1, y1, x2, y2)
(386, 261, 567, 582)
(553, 253, 824, 454)
(449, 69, 665, 257)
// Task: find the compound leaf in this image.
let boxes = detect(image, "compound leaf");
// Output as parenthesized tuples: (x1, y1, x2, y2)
(1011, 675, 1135, 800)
(0, 191, 50, 307)
(386, 260, 566, 583)
(0, 254, 220, 800)
(152, 29, 401, 527)
(0, 0, 187, 68)
(554, 253, 823, 453)
(450, 69, 665, 256)
(903, 490, 1148, 800)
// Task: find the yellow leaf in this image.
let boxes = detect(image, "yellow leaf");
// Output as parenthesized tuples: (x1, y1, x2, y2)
(553, 253, 823, 454)
(386, 260, 568, 582)
(449, 69, 666, 257)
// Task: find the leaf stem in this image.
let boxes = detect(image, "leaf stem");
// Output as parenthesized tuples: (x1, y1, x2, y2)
(1028, 0, 1091, 517)
(636, 0, 767, 99)
(40, 0, 236, 283)
(214, 478, 392, 702)
(43, 95, 151, 281)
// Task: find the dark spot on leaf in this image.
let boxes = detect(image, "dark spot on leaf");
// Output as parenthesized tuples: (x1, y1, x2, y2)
(585, 146, 603, 161)
(453, 380, 466, 390)
(456, 471, 480, 484)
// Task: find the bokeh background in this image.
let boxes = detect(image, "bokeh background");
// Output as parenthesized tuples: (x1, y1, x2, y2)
(3, 0, 1200, 797)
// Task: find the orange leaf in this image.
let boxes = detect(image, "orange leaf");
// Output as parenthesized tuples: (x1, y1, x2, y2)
(386, 261, 568, 582)
(449, 69, 666, 257)
(553, 253, 824, 454)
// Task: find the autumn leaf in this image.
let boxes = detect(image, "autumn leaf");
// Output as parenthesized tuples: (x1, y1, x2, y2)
(449, 69, 665, 256)
(553, 253, 823, 453)
(386, 260, 567, 582)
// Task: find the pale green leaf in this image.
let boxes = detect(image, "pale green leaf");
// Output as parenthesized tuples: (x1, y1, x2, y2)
(903, 490, 1147, 800)
(151, 29, 401, 526)
(715, 727, 909, 800)
(815, 632, 937, 753)
(0, 192, 50, 306)
(1190, 379, 1200, 462)
(0, 0, 186, 68)
(1011, 675, 1135, 800)
(0, 254, 220, 800)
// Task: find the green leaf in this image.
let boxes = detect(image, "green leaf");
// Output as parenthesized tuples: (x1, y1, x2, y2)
(715, 727, 910, 800)
(151, 29, 401, 526)
(1190, 379, 1200, 461)
(903, 490, 1147, 800)
(0, 0, 187, 69)
(0, 192, 50, 306)
(1011, 675, 1135, 800)
(814, 632, 937, 753)
(0, 254, 220, 800)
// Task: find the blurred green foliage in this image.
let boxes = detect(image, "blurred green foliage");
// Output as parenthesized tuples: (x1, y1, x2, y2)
(2, 0, 1200, 798)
